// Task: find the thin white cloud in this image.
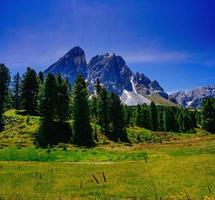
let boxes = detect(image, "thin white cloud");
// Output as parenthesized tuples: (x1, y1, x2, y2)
(124, 50, 191, 63)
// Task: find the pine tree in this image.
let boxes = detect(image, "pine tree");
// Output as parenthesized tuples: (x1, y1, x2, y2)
(38, 71, 44, 83)
(150, 101, 158, 131)
(202, 98, 215, 133)
(89, 96, 99, 141)
(12, 73, 21, 109)
(109, 92, 127, 141)
(21, 67, 39, 114)
(97, 87, 110, 136)
(135, 104, 143, 127)
(157, 107, 164, 131)
(0, 64, 10, 131)
(56, 75, 70, 122)
(40, 74, 58, 122)
(142, 104, 151, 129)
(38, 74, 57, 145)
(73, 75, 93, 147)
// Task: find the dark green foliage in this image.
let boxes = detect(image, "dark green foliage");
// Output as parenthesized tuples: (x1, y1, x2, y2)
(37, 121, 72, 147)
(163, 107, 178, 132)
(56, 75, 70, 122)
(135, 104, 151, 129)
(21, 67, 39, 114)
(12, 73, 21, 109)
(89, 96, 98, 141)
(97, 87, 110, 136)
(38, 74, 71, 146)
(40, 74, 58, 122)
(38, 71, 44, 83)
(202, 98, 215, 133)
(0, 64, 10, 131)
(109, 92, 127, 142)
(150, 101, 158, 131)
(73, 75, 93, 147)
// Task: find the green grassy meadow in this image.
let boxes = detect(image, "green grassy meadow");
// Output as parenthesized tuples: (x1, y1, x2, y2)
(0, 110, 215, 199)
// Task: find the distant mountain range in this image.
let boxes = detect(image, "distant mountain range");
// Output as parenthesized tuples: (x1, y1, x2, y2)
(169, 85, 215, 108)
(44, 46, 214, 107)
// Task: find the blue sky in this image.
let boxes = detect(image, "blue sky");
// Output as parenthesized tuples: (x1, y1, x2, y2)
(1, 0, 215, 93)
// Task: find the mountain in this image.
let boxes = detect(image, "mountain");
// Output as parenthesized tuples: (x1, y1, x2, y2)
(169, 85, 215, 108)
(44, 47, 88, 84)
(45, 46, 171, 106)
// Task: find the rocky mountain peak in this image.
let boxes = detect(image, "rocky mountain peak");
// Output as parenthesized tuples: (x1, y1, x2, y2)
(44, 46, 170, 105)
(44, 46, 87, 84)
(88, 53, 132, 94)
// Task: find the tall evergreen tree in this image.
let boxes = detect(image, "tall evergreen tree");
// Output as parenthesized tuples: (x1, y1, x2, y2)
(150, 101, 158, 131)
(0, 64, 10, 131)
(12, 72, 21, 109)
(56, 75, 70, 122)
(135, 104, 143, 127)
(109, 92, 127, 141)
(38, 74, 58, 146)
(40, 74, 58, 122)
(202, 98, 215, 133)
(97, 87, 110, 136)
(21, 67, 39, 114)
(38, 71, 44, 83)
(73, 75, 93, 146)
(142, 104, 151, 129)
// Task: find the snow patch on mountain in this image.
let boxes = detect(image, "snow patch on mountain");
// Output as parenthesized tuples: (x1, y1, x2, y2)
(120, 90, 151, 106)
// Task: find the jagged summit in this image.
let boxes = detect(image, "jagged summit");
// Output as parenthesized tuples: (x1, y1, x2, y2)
(44, 46, 87, 84)
(44, 47, 170, 106)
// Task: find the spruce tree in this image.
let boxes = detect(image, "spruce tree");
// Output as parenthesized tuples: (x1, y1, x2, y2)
(38, 74, 58, 145)
(97, 87, 110, 136)
(0, 64, 10, 131)
(150, 101, 158, 131)
(109, 92, 127, 141)
(135, 104, 143, 127)
(21, 67, 39, 114)
(38, 71, 44, 83)
(73, 75, 93, 147)
(41, 74, 58, 122)
(12, 73, 21, 109)
(56, 75, 70, 123)
(142, 104, 151, 129)
(202, 98, 215, 133)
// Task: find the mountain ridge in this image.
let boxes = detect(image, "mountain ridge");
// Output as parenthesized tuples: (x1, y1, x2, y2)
(169, 84, 215, 108)
(45, 46, 171, 106)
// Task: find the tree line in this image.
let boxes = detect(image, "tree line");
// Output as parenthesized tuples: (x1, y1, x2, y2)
(0, 64, 214, 147)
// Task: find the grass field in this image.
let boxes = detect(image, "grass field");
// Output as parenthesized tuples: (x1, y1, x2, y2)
(0, 135, 215, 200)
(0, 109, 215, 199)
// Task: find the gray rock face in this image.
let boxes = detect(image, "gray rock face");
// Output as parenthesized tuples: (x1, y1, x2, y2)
(45, 46, 169, 104)
(88, 53, 133, 95)
(44, 46, 88, 84)
(170, 85, 215, 108)
(132, 73, 168, 99)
